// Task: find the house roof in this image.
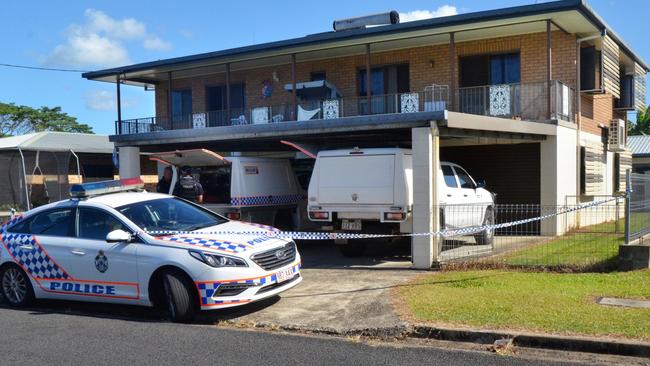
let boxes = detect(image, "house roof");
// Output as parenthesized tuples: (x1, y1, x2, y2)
(0, 132, 114, 154)
(627, 135, 650, 157)
(83, 0, 648, 85)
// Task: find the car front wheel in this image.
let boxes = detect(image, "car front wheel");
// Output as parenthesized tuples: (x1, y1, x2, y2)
(1, 264, 35, 307)
(161, 270, 198, 323)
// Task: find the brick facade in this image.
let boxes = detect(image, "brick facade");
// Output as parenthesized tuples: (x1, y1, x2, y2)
(153, 30, 616, 135)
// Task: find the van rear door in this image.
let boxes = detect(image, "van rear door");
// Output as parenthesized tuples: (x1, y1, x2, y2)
(318, 154, 395, 205)
(149, 149, 229, 167)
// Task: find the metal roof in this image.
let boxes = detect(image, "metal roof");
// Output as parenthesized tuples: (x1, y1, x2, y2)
(627, 135, 650, 157)
(0, 132, 114, 153)
(82, 0, 649, 83)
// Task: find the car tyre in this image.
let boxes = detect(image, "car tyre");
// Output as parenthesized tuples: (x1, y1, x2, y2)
(338, 241, 366, 257)
(161, 270, 197, 323)
(474, 207, 494, 246)
(1, 264, 35, 307)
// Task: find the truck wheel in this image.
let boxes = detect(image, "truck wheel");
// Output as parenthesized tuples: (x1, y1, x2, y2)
(338, 241, 366, 257)
(1, 264, 35, 307)
(161, 270, 197, 323)
(474, 207, 494, 246)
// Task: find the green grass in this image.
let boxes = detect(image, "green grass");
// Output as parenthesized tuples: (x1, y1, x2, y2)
(502, 221, 623, 267)
(502, 233, 621, 267)
(399, 270, 650, 340)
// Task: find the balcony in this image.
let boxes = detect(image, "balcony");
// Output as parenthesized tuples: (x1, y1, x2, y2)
(115, 81, 574, 135)
(456, 80, 574, 122)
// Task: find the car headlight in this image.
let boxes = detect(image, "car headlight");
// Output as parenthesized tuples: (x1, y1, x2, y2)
(188, 250, 248, 267)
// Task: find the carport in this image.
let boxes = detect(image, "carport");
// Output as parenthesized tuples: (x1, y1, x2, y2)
(0, 132, 115, 212)
(113, 111, 566, 268)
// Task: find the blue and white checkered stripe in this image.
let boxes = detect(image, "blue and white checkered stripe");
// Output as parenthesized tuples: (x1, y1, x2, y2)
(231, 194, 303, 207)
(159, 236, 249, 254)
(146, 197, 618, 240)
(0, 233, 69, 279)
(197, 262, 301, 306)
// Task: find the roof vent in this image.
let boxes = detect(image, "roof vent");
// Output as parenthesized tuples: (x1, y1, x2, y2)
(333, 11, 399, 31)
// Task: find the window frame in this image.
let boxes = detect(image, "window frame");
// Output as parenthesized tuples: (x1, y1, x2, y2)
(75, 206, 133, 241)
(452, 166, 477, 189)
(7, 207, 76, 237)
(441, 164, 459, 188)
(171, 89, 193, 118)
(459, 51, 520, 87)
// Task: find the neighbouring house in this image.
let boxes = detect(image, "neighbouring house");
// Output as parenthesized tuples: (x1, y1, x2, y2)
(628, 135, 650, 173)
(0, 132, 157, 212)
(83, 0, 647, 268)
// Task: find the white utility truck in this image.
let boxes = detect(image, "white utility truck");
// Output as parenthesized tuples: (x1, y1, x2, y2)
(151, 149, 307, 229)
(307, 148, 495, 256)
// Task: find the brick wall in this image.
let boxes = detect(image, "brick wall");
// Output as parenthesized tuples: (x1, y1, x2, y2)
(154, 30, 592, 126)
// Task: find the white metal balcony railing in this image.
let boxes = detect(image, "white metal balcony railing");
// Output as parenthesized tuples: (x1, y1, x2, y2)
(455, 80, 574, 122)
(115, 82, 574, 135)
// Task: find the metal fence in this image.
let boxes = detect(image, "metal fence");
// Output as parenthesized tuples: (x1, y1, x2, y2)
(437, 197, 624, 269)
(628, 171, 650, 241)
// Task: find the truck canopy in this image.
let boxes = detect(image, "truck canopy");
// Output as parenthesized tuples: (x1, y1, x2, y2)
(317, 153, 396, 205)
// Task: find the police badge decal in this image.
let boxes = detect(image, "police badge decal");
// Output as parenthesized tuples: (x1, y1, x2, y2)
(95, 251, 109, 273)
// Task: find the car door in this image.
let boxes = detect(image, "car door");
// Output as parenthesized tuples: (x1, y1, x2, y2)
(62, 206, 140, 301)
(440, 164, 463, 229)
(3, 208, 76, 294)
(452, 166, 481, 227)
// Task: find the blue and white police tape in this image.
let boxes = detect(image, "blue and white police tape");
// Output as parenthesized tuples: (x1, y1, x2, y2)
(144, 197, 620, 240)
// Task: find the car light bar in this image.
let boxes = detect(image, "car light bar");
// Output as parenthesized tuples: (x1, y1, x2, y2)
(70, 178, 144, 198)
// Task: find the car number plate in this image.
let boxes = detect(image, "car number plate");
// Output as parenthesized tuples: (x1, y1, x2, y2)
(276, 268, 294, 283)
(342, 219, 362, 231)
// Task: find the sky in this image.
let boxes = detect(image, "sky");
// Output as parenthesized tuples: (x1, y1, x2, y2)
(1, 0, 648, 135)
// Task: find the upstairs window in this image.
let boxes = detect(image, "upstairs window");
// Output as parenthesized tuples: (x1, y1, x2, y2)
(459, 53, 520, 87)
(206, 83, 246, 112)
(171, 89, 192, 121)
(358, 64, 409, 96)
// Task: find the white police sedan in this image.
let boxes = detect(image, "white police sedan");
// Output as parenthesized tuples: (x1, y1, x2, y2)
(0, 178, 301, 322)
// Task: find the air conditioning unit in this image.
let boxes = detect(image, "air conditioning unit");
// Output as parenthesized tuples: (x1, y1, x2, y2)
(608, 119, 626, 152)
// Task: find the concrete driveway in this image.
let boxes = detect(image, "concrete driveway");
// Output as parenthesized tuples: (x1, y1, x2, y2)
(214, 239, 423, 333)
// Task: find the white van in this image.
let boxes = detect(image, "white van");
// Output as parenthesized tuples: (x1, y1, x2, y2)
(150, 149, 307, 229)
(307, 148, 495, 256)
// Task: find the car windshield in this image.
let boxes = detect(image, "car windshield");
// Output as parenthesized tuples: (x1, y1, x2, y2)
(116, 197, 227, 233)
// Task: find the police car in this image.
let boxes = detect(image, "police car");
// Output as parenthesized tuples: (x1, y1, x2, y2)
(0, 178, 301, 322)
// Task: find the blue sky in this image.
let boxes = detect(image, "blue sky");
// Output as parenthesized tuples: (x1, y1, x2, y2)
(1, 0, 648, 135)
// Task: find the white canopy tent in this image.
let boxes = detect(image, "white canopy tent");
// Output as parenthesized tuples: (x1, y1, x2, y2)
(0, 132, 114, 211)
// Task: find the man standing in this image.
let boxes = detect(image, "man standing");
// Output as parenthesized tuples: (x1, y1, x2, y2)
(173, 166, 204, 203)
(156, 166, 174, 194)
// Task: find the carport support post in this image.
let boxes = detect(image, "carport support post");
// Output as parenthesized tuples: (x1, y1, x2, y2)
(411, 126, 440, 269)
(118, 146, 141, 179)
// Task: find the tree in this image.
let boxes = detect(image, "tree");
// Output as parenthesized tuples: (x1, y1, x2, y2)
(628, 105, 650, 136)
(0, 102, 93, 136)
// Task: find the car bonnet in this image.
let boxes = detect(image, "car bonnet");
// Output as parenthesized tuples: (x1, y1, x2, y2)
(148, 220, 291, 256)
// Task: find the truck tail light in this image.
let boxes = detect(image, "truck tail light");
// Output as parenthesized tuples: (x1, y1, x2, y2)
(384, 212, 406, 221)
(226, 212, 241, 220)
(309, 211, 330, 220)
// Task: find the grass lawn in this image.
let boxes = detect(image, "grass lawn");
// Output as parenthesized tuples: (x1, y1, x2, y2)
(398, 270, 650, 340)
(502, 232, 621, 267)
(501, 220, 623, 268)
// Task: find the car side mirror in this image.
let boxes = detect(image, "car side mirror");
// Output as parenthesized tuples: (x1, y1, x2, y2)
(106, 229, 133, 243)
(475, 180, 486, 189)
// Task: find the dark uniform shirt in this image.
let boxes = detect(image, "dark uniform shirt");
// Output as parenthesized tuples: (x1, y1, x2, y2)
(173, 175, 204, 202)
(156, 178, 173, 194)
